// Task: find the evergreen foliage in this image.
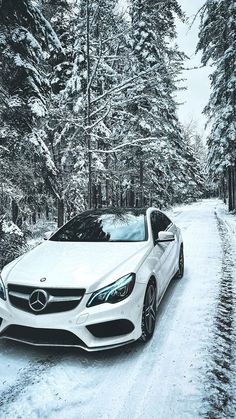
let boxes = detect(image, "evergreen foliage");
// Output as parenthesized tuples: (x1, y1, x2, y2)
(0, 0, 61, 263)
(0, 0, 61, 131)
(0, 0, 206, 266)
(197, 0, 236, 210)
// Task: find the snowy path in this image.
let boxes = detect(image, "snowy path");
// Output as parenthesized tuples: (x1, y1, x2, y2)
(0, 199, 235, 419)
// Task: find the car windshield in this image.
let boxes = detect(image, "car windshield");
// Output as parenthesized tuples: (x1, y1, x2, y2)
(50, 210, 147, 242)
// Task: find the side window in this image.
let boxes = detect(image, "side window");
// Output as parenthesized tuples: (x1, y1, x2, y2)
(151, 212, 159, 241)
(157, 212, 172, 232)
(151, 211, 172, 242)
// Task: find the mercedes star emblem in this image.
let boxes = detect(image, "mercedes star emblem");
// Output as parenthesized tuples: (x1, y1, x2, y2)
(29, 289, 49, 312)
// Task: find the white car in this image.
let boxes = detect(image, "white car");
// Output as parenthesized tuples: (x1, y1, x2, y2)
(0, 207, 184, 351)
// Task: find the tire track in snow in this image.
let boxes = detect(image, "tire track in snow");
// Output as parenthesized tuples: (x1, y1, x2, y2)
(0, 350, 61, 417)
(203, 214, 236, 418)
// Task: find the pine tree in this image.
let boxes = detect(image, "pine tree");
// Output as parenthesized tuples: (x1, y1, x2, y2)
(0, 0, 62, 202)
(0, 0, 61, 132)
(0, 0, 62, 264)
(115, 0, 203, 207)
(197, 0, 236, 210)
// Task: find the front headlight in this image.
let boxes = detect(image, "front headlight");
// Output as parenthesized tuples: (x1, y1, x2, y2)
(86, 273, 135, 308)
(0, 276, 6, 301)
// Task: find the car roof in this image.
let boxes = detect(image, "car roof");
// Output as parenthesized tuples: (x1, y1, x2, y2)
(77, 207, 165, 217)
(79, 207, 149, 216)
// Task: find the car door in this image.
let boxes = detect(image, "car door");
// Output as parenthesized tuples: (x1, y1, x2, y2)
(149, 211, 167, 296)
(156, 211, 177, 287)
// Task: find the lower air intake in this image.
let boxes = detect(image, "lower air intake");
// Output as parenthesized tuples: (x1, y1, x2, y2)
(87, 319, 134, 338)
(1, 325, 86, 347)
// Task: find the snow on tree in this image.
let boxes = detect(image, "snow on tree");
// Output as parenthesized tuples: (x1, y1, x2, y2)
(0, 0, 207, 265)
(43, 0, 205, 214)
(112, 0, 204, 207)
(0, 0, 61, 131)
(0, 0, 62, 264)
(61, 0, 131, 211)
(197, 0, 236, 210)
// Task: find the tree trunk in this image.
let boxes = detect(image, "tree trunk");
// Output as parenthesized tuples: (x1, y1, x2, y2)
(45, 203, 49, 220)
(128, 176, 135, 207)
(105, 155, 109, 206)
(57, 198, 65, 227)
(233, 165, 236, 211)
(228, 167, 234, 211)
(119, 178, 123, 207)
(86, 0, 92, 208)
(97, 183, 102, 208)
(12, 199, 19, 224)
(139, 159, 144, 207)
(222, 171, 227, 204)
(92, 184, 97, 208)
(111, 182, 116, 206)
(32, 211, 36, 224)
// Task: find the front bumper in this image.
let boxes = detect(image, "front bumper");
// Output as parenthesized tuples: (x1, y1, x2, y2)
(0, 282, 145, 351)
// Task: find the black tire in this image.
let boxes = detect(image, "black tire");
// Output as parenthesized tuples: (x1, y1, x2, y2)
(140, 279, 157, 342)
(174, 245, 184, 279)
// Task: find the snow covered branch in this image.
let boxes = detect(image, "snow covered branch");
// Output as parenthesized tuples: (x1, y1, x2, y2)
(90, 137, 159, 154)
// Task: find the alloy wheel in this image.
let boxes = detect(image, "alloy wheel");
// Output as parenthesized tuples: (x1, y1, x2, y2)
(178, 246, 184, 278)
(141, 281, 157, 341)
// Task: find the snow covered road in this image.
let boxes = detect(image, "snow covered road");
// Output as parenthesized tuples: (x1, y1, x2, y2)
(0, 199, 235, 419)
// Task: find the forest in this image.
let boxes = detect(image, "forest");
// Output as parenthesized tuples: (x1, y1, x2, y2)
(0, 0, 235, 268)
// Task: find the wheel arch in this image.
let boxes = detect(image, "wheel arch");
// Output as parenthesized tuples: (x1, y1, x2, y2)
(148, 275, 159, 301)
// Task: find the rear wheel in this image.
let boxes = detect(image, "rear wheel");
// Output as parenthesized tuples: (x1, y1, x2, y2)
(140, 279, 157, 342)
(174, 245, 184, 279)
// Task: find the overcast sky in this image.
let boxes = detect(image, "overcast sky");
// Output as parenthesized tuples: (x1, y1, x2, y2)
(176, 0, 211, 137)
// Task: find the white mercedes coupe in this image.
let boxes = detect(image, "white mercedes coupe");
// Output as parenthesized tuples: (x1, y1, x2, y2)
(0, 207, 184, 351)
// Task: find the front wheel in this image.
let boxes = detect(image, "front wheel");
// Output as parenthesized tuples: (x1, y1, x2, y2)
(140, 279, 157, 342)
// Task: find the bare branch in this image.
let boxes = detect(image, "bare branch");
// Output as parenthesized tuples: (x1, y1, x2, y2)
(91, 64, 161, 105)
(85, 102, 111, 131)
(183, 64, 205, 71)
(188, 4, 207, 31)
(90, 137, 159, 154)
(90, 101, 110, 119)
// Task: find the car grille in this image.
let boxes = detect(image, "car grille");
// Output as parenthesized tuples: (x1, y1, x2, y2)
(8, 284, 85, 315)
(1, 325, 86, 347)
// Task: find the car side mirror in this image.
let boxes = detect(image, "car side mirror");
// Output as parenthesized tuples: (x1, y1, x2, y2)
(156, 231, 175, 243)
(44, 231, 54, 240)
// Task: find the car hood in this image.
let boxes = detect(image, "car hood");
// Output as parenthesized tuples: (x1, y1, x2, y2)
(3, 240, 151, 293)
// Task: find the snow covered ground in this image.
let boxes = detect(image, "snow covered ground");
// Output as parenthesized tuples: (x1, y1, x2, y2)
(0, 199, 235, 419)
